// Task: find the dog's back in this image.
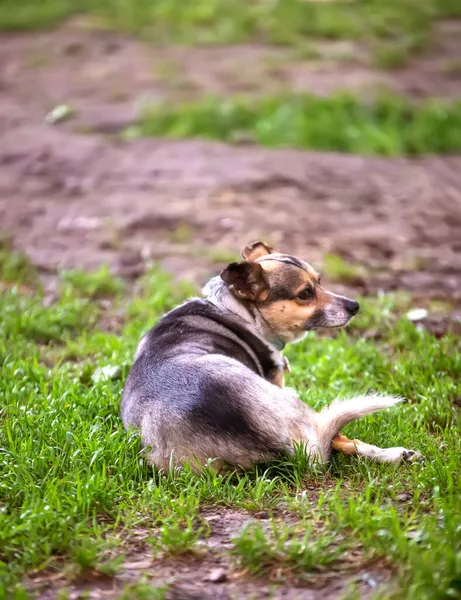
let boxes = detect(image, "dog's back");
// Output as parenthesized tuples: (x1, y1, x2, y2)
(121, 298, 304, 470)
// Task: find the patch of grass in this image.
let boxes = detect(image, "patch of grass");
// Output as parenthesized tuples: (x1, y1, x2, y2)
(290, 43, 323, 61)
(232, 520, 345, 576)
(66, 538, 125, 579)
(324, 487, 461, 600)
(0, 264, 459, 598)
(149, 515, 208, 556)
(61, 265, 125, 298)
(372, 30, 428, 70)
(0, 235, 38, 287)
(135, 93, 461, 156)
(0, 0, 458, 67)
(372, 43, 409, 70)
(170, 223, 195, 244)
(435, 0, 461, 18)
(443, 60, 461, 77)
(155, 59, 185, 84)
(118, 582, 169, 600)
(197, 246, 239, 265)
(322, 253, 367, 285)
(0, 288, 101, 346)
(24, 51, 49, 69)
(0, 0, 86, 31)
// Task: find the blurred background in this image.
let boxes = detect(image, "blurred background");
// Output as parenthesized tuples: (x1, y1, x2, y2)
(1, 0, 461, 331)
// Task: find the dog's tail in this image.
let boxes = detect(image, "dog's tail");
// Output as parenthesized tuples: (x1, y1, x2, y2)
(316, 394, 402, 457)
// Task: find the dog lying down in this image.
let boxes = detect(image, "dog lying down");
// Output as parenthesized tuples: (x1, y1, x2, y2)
(121, 241, 422, 471)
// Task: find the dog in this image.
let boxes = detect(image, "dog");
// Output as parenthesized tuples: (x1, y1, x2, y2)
(121, 241, 422, 471)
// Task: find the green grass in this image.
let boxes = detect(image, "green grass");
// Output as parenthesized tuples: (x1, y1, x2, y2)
(322, 254, 368, 285)
(118, 583, 169, 600)
(133, 94, 461, 156)
(1, 0, 461, 67)
(0, 266, 460, 598)
(61, 265, 125, 298)
(0, 236, 39, 288)
(443, 60, 461, 77)
(0, 0, 84, 31)
(232, 520, 345, 576)
(372, 42, 414, 70)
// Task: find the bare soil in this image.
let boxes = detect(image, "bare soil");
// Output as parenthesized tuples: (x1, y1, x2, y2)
(2, 124, 461, 302)
(27, 508, 391, 599)
(1, 21, 461, 304)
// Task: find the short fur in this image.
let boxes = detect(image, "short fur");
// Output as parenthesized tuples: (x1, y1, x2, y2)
(121, 242, 421, 470)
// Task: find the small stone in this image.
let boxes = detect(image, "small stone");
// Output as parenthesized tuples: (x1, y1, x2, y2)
(219, 218, 235, 230)
(207, 568, 227, 583)
(396, 493, 412, 502)
(361, 573, 378, 588)
(406, 308, 428, 322)
(254, 511, 269, 520)
(57, 216, 101, 232)
(98, 299, 112, 310)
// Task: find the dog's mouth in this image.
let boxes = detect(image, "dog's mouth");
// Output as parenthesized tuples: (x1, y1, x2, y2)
(304, 301, 360, 331)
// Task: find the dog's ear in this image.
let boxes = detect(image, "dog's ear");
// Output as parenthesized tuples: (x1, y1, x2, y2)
(241, 240, 276, 262)
(220, 261, 269, 301)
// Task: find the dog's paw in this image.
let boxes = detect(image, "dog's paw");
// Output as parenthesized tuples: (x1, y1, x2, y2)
(402, 449, 424, 463)
(375, 447, 424, 464)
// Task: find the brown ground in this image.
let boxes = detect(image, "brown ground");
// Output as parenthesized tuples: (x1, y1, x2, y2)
(1, 20, 461, 303)
(27, 508, 392, 600)
(2, 122, 461, 302)
(2, 19, 461, 600)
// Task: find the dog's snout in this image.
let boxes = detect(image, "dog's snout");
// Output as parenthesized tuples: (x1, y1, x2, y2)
(345, 299, 360, 316)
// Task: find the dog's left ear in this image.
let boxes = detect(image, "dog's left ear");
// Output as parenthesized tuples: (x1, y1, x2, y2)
(220, 261, 269, 301)
(241, 240, 276, 262)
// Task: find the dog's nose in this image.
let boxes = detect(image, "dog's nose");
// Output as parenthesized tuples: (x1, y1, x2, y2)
(346, 299, 360, 316)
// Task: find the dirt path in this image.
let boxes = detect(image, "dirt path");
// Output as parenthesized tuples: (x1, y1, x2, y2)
(2, 21, 461, 301)
(2, 124, 461, 300)
(1, 22, 461, 302)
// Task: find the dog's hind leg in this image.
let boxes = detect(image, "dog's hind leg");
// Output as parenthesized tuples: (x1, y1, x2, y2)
(332, 434, 423, 463)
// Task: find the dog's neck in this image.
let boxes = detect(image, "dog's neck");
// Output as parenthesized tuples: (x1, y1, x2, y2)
(202, 277, 286, 351)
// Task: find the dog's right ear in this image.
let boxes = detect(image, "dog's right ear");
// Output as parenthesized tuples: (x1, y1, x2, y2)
(220, 261, 269, 301)
(241, 240, 276, 262)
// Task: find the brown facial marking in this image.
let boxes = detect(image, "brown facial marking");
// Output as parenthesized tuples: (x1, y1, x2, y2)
(221, 245, 358, 342)
(259, 300, 319, 341)
(253, 254, 354, 341)
(249, 258, 322, 340)
(257, 256, 318, 303)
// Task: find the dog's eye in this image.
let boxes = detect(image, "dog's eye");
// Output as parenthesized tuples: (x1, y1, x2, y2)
(298, 286, 313, 300)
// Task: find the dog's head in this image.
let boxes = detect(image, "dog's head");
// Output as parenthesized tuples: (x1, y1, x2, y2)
(220, 241, 359, 344)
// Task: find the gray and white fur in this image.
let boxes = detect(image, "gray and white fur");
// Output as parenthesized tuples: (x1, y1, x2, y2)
(121, 269, 416, 471)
